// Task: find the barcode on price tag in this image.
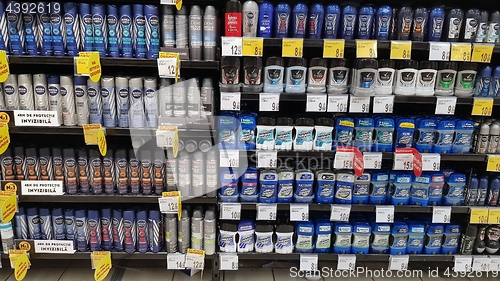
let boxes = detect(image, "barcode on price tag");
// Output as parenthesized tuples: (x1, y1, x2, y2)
(429, 42, 451, 61)
(334, 150, 354, 169)
(306, 93, 327, 112)
(300, 254, 318, 271)
(167, 253, 186, 269)
(472, 256, 491, 272)
(389, 255, 409, 271)
(363, 152, 382, 169)
(221, 37, 242, 56)
(185, 249, 205, 269)
(220, 203, 241, 220)
(454, 256, 472, 272)
(337, 254, 356, 270)
(330, 205, 351, 221)
(327, 94, 348, 112)
(220, 92, 241, 111)
(158, 196, 179, 213)
(435, 97, 457, 115)
(257, 204, 277, 220)
(432, 206, 451, 223)
(393, 153, 413, 170)
(290, 204, 309, 221)
(376, 206, 394, 223)
(220, 253, 238, 270)
(220, 150, 239, 167)
(421, 153, 441, 171)
(257, 151, 278, 168)
(373, 96, 394, 113)
(259, 93, 280, 111)
(349, 96, 370, 113)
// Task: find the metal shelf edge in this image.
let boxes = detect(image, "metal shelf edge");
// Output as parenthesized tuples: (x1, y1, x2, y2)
(18, 195, 217, 204)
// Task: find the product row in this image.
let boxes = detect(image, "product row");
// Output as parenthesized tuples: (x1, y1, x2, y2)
(219, 216, 462, 255)
(0, 145, 219, 197)
(218, 113, 475, 154)
(0, 75, 214, 128)
(220, 168, 468, 206)
(226, 0, 498, 43)
(222, 57, 484, 97)
(11, 207, 217, 255)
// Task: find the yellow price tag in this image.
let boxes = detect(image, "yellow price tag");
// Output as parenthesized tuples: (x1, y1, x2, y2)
(98, 126, 107, 156)
(390, 41, 412, 59)
(83, 124, 102, 144)
(356, 40, 377, 58)
(93, 251, 111, 281)
(9, 250, 30, 281)
(87, 53, 101, 83)
(242, 38, 263, 56)
(0, 191, 17, 222)
(187, 248, 205, 256)
(470, 208, 489, 224)
(76, 57, 89, 75)
(471, 44, 494, 63)
(158, 52, 180, 83)
(282, 39, 303, 57)
(472, 98, 493, 116)
(162, 191, 182, 220)
(323, 39, 345, 58)
(488, 208, 500, 224)
(0, 124, 10, 155)
(0, 51, 10, 83)
(450, 43, 471, 61)
(487, 155, 500, 172)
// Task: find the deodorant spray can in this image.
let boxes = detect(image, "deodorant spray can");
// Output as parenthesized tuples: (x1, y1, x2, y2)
(79, 3, 92, 51)
(39, 208, 53, 240)
(39, 147, 53, 181)
(63, 2, 80, 56)
(27, 207, 41, 239)
(101, 208, 113, 250)
(33, 74, 48, 110)
(18, 74, 34, 110)
(87, 78, 102, 125)
(103, 149, 114, 194)
(7, 1, 24, 55)
(52, 208, 65, 240)
(159, 79, 172, 117)
(89, 148, 103, 195)
(175, 6, 188, 48)
(165, 214, 177, 252)
(75, 209, 89, 252)
(118, 5, 132, 58)
(4, 74, 19, 110)
(153, 148, 165, 195)
(0, 2, 10, 54)
(115, 148, 128, 195)
(53, 148, 64, 182)
(50, 2, 65, 56)
(145, 5, 159, 59)
(60, 75, 77, 126)
(64, 209, 76, 248)
(74, 76, 89, 125)
(148, 210, 160, 253)
(23, 3, 38, 55)
(63, 148, 77, 194)
(129, 148, 140, 194)
(162, 5, 175, 47)
(112, 209, 124, 251)
(14, 146, 26, 181)
(144, 77, 158, 128)
(77, 147, 90, 193)
(91, 4, 106, 56)
(140, 149, 153, 195)
(136, 210, 148, 253)
(123, 209, 136, 253)
(203, 6, 217, 61)
(115, 76, 129, 128)
(106, 5, 119, 57)
(47, 75, 61, 120)
(189, 5, 203, 60)
(129, 77, 145, 128)
(0, 147, 14, 180)
(132, 4, 146, 58)
(204, 210, 216, 254)
(25, 147, 39, 180)
(101, 76, 116, 127)
(0, 86, 6, 110)
(15, 208, 28, 239)
(88, 209, 101, 251)
(37, 1, 53, 55)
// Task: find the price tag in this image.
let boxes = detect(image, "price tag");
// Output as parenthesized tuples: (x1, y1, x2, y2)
(373, 96, 394, 113)
(242, 38, 263, 57)
(221, 37, 243, 56)
(390, 41, 412, 60)
(337, 254, 356, 270)
(259, 93, 280, 111)
(0, 124, 10, 157)
(158, 196, 179, 213)
(257, 151, 278, 168)
(488, 208, 500, 224)
(300, 254, 318, 272)
(363, 152, 382, 169)
(435, 97, 457, 115)
(158, 57, 178, 79)
(334, 149, 354, 169)
(257, 203, 277, 220)
(220, 150, 239, 168)
(470, 208, 489, 224)
(306, 93, 327, 112)
(220, 203, 241, 220)
(220, 253, 238, 270)
(471, 44, 494, 63)
(167, 253, 186, 269)
(0, 191, 16, 223)
(376, 206, 394, 223)
(490, 256, 500, 271)
(421, 153, 441, 171)
(185, 249, 205, 270)
(323, 39, 345, 58)
(472, 256, 491, 272)
(432, 206, 451, 223)
(472, 98, 493, 116)
(393, 153, 413, 170)
(327, 94, 348, 112)
(156, 126, 179, 153)
(92, 251, 111, 281)
(220, 92, 241, 111)
(356, 40, 377, 58)
(429, 42, 450, 61)
(454, 255, 472, 272)
(330, 205, 351, 222)
(83, 124, 102, 145)
(389, 255, 409, 271)
(0, 51, 9, 83)
(290, 204, 309, 221)
(282, 39, 303, 57)
(488, 155, 500, 172)
(349, 96, 370, 113)
(450, 43, 472, 62)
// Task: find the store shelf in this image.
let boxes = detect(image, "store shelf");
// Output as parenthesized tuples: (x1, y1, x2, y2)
(18, 195, 217, 204)
(5, 252, 216, 260)
(9, 126, 215, 137)
(236, 253, 454, 262)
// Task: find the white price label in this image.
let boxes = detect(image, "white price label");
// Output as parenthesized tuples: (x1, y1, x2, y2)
(257, 151, 278, 168)
(156, 130, 176, 148)
(21, 180, 64, 195)
(334, 151, 354, 169)
(167, 253, 186, 269)
(393, 153, 413, 170)
(290, 204, 309, 221)
(373, 96, 394, 113)
(34, 240, 75, 254)
(454, 256, 472, 272)
(157, 57, 178, 78)
(257, 203, 277, 220)
(259, 93, 280, 111)
(363, 152, 382, 169)
(220, 150, 239, 167)
(300, 254, 318, 272)
(219, 253, 238, 270)
(432, 206, 451, 223)
(435, 97, 457, 115)
(185, 251, 205, 269)
(389, 255, 409, 271)
(327, 94, 348, 112)
(376, 206, 394, 223)
(158, 196, 179, 213)
(220, 203, 241, 220)
(429, 42, 451, 61)
(337, 254, 356, 270)
(221, 37, 243, 56)
(422, 153, 441, 171)
(330, 205, 351, 222)
(220, 92, 241, 111)
(472, 256, 491, 272)
(349, 96, 370, 113)
(306, 93, 327, 112)
(490, 257, 500, 271)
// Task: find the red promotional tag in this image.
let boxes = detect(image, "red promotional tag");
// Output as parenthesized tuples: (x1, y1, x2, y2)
(412, 148, 422, 177)
(225, 13, 242, 37)
(353, 147, 364, 177)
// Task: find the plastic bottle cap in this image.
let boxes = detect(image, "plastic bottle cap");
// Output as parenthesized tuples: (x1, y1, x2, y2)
(255, 224, 274, 232)
(266, 56, 284, 67)
(310, 57, 327, 68)
(378, 59, 395, 69)
(490, 11, 500, 22)
(258, 116, 276, 126)
(439, 62, 458, 71)
(226, 0, 242, 13)
(222, 57, 241, 67)
(295, 117, 314, 126)
(356, 58, 378, 69)
(315, 117, 334, 127)
(276, 224, 294, 232)
(244, 57, 263, 68)
(276, 117, 294, 126)
(459, 62, 478, 71)
(287, 58, 307, 67)
(204, 6, 216, 16)
(398, 60, 418, 69)
(419, 61, 438, 70)
(329, 58, 348, 68)
(190, 5, 202, 15)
